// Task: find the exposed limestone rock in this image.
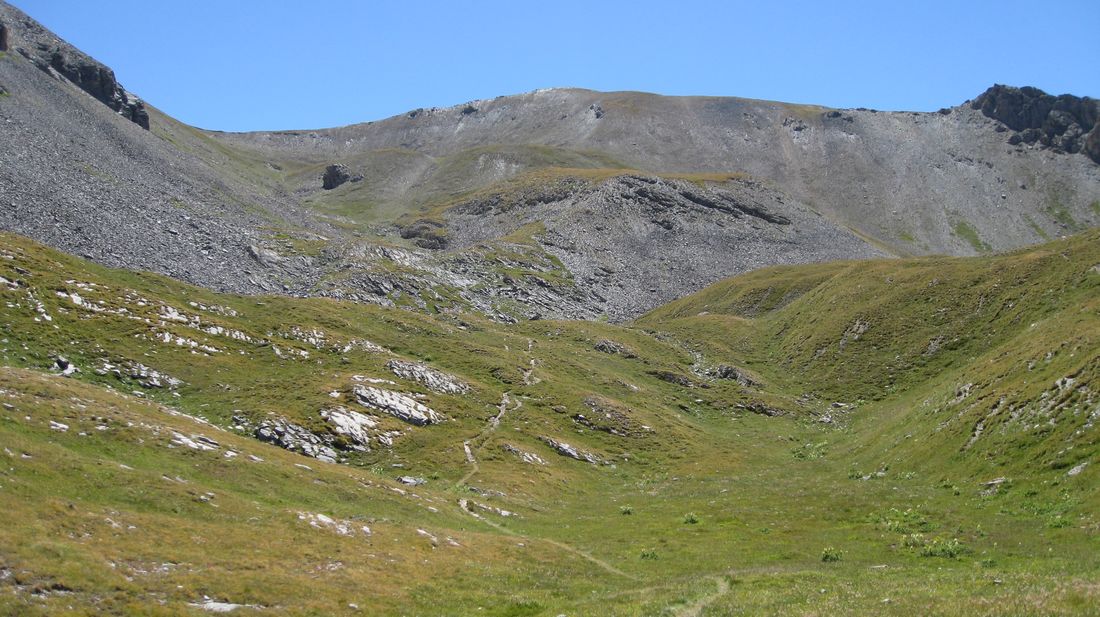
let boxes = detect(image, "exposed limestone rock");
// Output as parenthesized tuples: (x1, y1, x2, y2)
(979, 477, 1009, 496)
(386, 359, 469, 394)
(704, 364, 758, 387)
(170, 432, 219, 451)
(247, 245, 283, 267)
(254, 418, 339, 463)
(96, 360, 183, 389)
(397, 475, 426, 486)
(503, 444, 548, 465)
(319, 406, 376, 451)
(539, 436, 603, 464)
(595, 339, 636, 358)
(189, 598, 255, 613)
(467, 500, 516, 517)
(352, 384, 444, 425)
(297, 511, 370, 537)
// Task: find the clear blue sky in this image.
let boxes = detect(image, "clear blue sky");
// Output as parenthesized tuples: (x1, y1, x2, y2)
(12, 0, 1100, 132)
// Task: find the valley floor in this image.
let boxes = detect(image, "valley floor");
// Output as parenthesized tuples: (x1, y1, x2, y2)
(0, 231, 1097, 615)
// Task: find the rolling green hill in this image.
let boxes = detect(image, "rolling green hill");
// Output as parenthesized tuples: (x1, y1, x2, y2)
(0, 230, 1097, 615)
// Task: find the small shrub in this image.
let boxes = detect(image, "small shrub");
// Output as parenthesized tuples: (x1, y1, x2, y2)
(902, 533, 927, 549)
(640, 550, 659, 560)
(620, 505, 633, 515)
(904, 534, 967, 558)
(683, 512, 699, 525)
(876, 507, 934, 534)
(920, 537, 966, 558)
(792, 441, 828, 460)
(1047, 515, 1070, 529)
(821, 546, 842, 562)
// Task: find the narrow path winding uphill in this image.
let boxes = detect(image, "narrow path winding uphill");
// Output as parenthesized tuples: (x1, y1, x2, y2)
(455, 391, 520, 488)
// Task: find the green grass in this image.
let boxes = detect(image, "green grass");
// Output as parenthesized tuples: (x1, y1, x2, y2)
(0, 230, 1098, 614)
(951, 220, 991, 252)
(1026, 214, 1052, 241)
(1045, 200, 1080, 231)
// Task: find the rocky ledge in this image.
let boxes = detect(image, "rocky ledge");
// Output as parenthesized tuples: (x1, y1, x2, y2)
(971, 84, 1100, 163)
(0, 3, 148, 129)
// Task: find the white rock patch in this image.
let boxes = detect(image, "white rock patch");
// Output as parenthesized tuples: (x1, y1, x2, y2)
(352, 385, 443, 426)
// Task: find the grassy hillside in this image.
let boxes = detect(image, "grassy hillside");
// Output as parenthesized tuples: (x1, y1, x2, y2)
(1, 231, 1098, 615)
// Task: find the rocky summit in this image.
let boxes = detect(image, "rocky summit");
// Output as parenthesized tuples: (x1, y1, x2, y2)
(0, 2, 1098, 616)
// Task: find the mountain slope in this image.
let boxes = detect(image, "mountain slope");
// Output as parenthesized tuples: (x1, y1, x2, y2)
(3, 1, 1100, 323)
(639, 229, 1100, 477)
(218, 86, 1100, 256)
(1, 228, 1098, 614)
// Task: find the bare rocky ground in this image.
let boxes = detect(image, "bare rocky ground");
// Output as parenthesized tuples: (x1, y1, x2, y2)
(1, 1, 1099, 322)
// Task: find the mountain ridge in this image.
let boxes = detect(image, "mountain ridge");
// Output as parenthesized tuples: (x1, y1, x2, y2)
(1, 0, 1099, 325)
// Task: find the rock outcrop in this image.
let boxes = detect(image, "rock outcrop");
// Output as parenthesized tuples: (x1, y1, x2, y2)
(352, 384, 443, 425)
(595, 339, 636, 358)
(319, 406, 375, 451)
(503, 444, 548, 465)
(95, 360, 184, 390)
(386, 359, 469, 395)
(254, 417, 340, 463)
(0, 4, 148, 129)
(971, 84, 1100, 162)
(539, 436, 603, 465)
(322, 164, 356, 190)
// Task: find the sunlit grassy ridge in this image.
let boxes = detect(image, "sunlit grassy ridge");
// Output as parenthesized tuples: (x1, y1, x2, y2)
(0, 231, 1098, 615)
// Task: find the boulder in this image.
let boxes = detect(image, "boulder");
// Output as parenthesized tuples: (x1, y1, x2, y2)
(0, 23, 8, 52)
(247, 244, 283, 267)
(321, 164, 356, 190)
